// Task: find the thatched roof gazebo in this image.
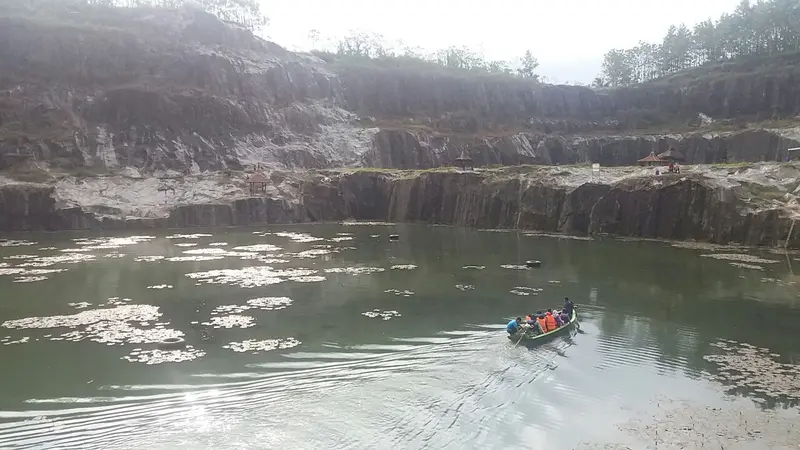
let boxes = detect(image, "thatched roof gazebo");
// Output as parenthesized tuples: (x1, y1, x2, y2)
(246, 173, 268, 196)
(637, 152, 665, 166)
(454, 152, 474, 171)
(658, 148, 685, 162)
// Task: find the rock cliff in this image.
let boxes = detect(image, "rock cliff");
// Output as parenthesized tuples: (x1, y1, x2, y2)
(2, 4, 800, 176)
(3, 164, 800, 248)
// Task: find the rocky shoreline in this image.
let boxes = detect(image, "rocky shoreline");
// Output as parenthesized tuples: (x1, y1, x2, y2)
(3, 163, 800, 248)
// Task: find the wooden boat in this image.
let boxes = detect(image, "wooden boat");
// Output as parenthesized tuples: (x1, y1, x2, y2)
(507, 309, 578, 345)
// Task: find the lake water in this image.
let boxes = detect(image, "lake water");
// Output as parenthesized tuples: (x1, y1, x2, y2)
(1, 224, 800, 449)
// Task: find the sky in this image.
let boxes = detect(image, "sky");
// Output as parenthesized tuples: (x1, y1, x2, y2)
(263, 0, 742, 84)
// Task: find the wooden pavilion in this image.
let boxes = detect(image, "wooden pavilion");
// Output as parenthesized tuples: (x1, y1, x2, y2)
(455, 152, 474, 171)
(246, 173, 268, 196)
(637, 152, 665, 166)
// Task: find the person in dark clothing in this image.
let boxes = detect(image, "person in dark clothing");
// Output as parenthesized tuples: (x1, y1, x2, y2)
(562, 297, 575, 316)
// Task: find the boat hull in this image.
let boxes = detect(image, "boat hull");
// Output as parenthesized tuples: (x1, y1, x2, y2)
(507, 310, 578, 345)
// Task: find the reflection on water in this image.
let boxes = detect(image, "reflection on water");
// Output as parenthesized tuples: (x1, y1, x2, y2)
(1, 224, 800, 449)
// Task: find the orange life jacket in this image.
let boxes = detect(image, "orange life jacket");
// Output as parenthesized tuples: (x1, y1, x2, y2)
(537, 317, 548, 333)
(545, 312, 557, 331)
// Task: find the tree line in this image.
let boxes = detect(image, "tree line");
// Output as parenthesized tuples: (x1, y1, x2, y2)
(598, 0, 800, 87)
(0, 0, 267, 32)
(309, 30, 543, 81)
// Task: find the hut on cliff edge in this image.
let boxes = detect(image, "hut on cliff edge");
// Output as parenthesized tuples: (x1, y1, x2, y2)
(246, 173, 268, 196)
(637, 152, 665, 166)
(455, 151, 474, 171)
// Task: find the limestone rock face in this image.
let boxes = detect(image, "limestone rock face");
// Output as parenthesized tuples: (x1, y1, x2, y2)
(2, 6, 800, 175)
(3, 167, 799, 248)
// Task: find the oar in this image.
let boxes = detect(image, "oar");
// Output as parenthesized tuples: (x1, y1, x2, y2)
(513, 328, 527, 348)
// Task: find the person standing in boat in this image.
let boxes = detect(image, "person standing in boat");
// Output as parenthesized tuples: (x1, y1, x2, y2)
(562, 297, 575, 316)
(536, 313, 548, 334)
(507, 317, 522, 336)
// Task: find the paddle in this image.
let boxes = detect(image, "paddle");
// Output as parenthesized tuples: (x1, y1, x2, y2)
(513, 329, 527, 348)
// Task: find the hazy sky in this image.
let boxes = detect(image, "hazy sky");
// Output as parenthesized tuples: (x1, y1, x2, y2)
(264, 0, 742, 84)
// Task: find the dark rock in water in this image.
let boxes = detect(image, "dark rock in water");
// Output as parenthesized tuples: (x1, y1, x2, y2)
(525, 260, 542, 268)
(389, 234, 399, 240)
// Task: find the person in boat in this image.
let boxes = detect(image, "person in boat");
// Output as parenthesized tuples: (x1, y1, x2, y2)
(562, 297, 575, 316)
(527, 313, 543, 335)
(551, 308, 564, 327)
(507, 317, 522, 336)
(559, 310, 570, 325)
(536, 313, 548, 334)
(544, 310, 557, 332)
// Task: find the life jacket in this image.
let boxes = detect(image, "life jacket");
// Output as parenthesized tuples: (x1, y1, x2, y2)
(525, 315, 533, 322)
(545, 312, 557, 331)
(536, 317, 548, 333)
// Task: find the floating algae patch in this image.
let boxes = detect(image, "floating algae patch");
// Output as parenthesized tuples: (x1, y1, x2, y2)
(0, 262, 8, 268)
(174, 243, 198, 248)
(1, 336, 30, 345)
(514, 287, 543, 292)
(201, 315, 255, 329)
(72, 236, 155, 251)
(67, 302, 93, 310)
(330, 236, 354, 242)
(729, 262, 764, 270)
(18, 253, 95, 267)
(101, 297, 132, 306)
(104, 252, 125, 259)
(2, 304, 160, 330)
(362, 309, 402, 320)
(1, 304, 185, 347)
(38, 247, 58, 251)
(222, 337, 301, 353)
(208, 242, 228, 247)
(463, 265, 486, 270)
(455, 284, 475, 291)
(4, 254, 38, 260)
(166, 234, 212, 239)
(670, 241, 748, 251)
(146, 284, 173, 290)
(610, 394, 800, 450)
(0, 268, 25, 276)
(231, 244, 281, 252)
(166, 255, 225, 262)
(524, 232, 593, 241)
(700, 253, 779, 264)
(122, 347, 205, 365)
(186, 267, 317, 288)
(341, 220, 395, 226)
(336, 232, 354, 236)
(286, 249, 334, 259)
(703, 339, 800, 401)
(500, 264, 527, 270)
(548, 280, 561, 284)
(247, 297, 293, 310)
(325, 267, 386, 275)
(385, 289, 414, 297)
(289, 275, 326, 283)
(210, 304, 251, 315)
(134, 256, 165, 263)
(390, 264, 417, 270)
(183, 248, 258, 258)
(13, 276, 48, 283)
(510, 289, 539, 296)
(271, 232, 324, 243)
(255, 257, 290, 264)
(0, 240, 37, 247)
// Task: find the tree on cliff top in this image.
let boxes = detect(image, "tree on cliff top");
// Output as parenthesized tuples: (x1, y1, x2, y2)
(310, 30, 541, 80)
(599, 0, 800, 87)
(517, 50, 540, 81)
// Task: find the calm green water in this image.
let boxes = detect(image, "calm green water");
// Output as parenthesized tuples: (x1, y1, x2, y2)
(1, 224, 799, 449)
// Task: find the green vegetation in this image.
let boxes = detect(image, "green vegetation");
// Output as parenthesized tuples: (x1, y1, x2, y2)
(0, 0, 267, 32)
(599, 0, 800, 87)
(308, 30, 542, 80)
